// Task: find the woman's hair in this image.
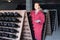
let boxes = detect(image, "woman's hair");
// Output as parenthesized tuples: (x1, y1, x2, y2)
(34, 2, 42, 10)
(34, 2, 40, 6)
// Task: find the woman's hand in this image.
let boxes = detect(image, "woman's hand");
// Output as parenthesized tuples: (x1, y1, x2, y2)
(35, 20, 41, 23)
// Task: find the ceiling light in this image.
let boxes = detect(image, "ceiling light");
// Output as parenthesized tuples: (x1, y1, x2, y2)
(8, 0, 11, 2)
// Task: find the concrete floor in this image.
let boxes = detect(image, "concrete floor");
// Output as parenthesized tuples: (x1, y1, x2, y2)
(45, 27, 60, 40)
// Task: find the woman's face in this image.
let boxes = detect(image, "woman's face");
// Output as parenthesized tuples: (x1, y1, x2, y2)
(34, 3, 40, 10)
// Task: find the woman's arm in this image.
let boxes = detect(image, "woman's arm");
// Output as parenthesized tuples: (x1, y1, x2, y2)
(40, 12, 45, 24)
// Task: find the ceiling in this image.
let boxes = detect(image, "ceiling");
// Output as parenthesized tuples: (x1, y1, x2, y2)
(0, 0, 25, 3)
(33, 0, 60, 3)
(0, 0, 60, 3)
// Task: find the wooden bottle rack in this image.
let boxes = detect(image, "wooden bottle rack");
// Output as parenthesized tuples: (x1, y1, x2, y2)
(0, 10, 33, 40)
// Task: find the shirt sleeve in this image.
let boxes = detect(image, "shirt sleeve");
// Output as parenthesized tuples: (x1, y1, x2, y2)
(40, 12, 45, 24)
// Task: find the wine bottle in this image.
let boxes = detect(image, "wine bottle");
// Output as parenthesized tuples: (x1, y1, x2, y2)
(9, 12, 14, 17)
(4, 22, 20, 28)
(9, 28, 19, 33)
(7, 17, 20, 22)
(0, 12, 22, 17)
(0, 17, 20, 22)
(0, 27, 19, 33)
(0, 33, 18, 39)
(2, 12, 13, 17)
(12, 17, 20, 22)
(5, 17, 10, 21)
(8, 34, 18, 38)
(0, 22, 20, 28)
(0, 22, 4, 26)
(3, 12, 13, 17)
(0, 28, 2, 31)
(3, 22, 8, 26)
(11, 23, 19, 28)
(0, 33, 7, 37)
(0, 12, 3, 17)
(1, 17, 5, 21)
(0, 38, 10, 40)
(14, 12, 22, 17)
(4, 12, 7, 17)
(7, 12, 11, 16)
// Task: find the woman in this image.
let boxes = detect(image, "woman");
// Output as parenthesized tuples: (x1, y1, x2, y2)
(30, 3, 45, 40)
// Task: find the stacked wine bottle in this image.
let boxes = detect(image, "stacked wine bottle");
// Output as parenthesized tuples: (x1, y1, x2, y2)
(0, 11, 23, 40)
(50, 11, 56, 31)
